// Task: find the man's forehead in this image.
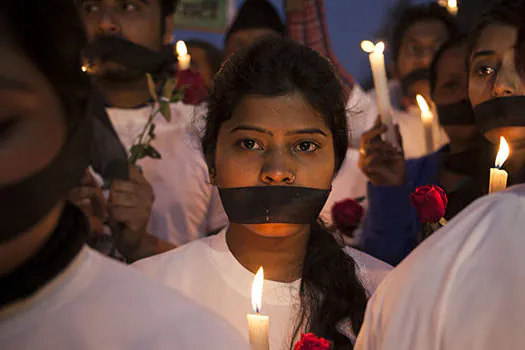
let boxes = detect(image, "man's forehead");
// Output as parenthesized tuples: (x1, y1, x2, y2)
(403, 20, 448, 43)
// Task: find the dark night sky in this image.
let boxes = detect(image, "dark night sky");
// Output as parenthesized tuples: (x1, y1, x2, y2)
(174, 0, 433, 86)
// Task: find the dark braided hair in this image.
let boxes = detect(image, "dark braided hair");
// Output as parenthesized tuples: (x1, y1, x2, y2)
(201, 36, 368, 350)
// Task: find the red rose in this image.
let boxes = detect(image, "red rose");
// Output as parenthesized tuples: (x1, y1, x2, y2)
(410, 185, 448, 223)
(294, 333, 331, 350)
(175, 69, 208, 105)
(331, 198, 364, 237)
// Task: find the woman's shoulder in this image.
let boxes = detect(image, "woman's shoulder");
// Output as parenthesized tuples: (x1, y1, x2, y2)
(133, 234, 217, 278)
(343, 247, 393, 295)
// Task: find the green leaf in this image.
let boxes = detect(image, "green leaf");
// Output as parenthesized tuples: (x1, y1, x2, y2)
(159, 100, 171, 122)
(129, 144, 147, 164)
(144, 145, 162, 159)
(146, 73, 158, 101)
(354, 196, 366, 203)
(170, 90, 185, 103)
(162, 78, 176, 100)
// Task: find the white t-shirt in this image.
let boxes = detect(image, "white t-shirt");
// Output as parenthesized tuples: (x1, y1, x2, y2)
(355, 184, 525, 350)
(0, 246, 248, 350)
(134, 228, 392, 349)
(320, 148, 369, 245)
(347, 84, 378, 149)
(107, 103, 227, 246)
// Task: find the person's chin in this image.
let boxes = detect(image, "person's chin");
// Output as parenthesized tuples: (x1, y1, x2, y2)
(90, 63, 142, 82)
(485, 127, 525, 149)
(242, 223, 307, 238)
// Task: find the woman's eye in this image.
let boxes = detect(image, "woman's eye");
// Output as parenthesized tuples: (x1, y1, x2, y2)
(237, 139, 263, 151)
(119, 2, 138, 12)
(475, 65, 496, 78)
(294, 141, 319, 153)
(443, 81, 459, 90)
(81, 3, 100, 14)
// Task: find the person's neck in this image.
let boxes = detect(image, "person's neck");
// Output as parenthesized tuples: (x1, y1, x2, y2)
(226, 224, 309, 283)
(449, 138, 476, 154)
(96, 76, 151, 109)
(0, 204, 63, 278)
(506, 146, 525, 181)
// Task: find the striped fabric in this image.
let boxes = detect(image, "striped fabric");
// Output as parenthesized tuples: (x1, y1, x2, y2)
(286, 0, 355, 98)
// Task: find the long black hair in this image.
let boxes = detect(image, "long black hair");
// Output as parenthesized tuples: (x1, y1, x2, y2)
(201, 36, 368, 349)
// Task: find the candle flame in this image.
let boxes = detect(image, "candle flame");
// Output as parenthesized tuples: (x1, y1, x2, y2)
(495, 136, 510, 168)
(361, 40, 385, 54)
(176, 40, 188, 57)
(251, 267, 264, 313)
(81, 65, 87, 72)
(416, 94, 433, 122)
(361, 40, 375, 53)
(447, 0, 458, 15)
(375, 41, 385, 54)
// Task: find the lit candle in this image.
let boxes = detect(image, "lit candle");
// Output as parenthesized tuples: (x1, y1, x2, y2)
(416, 94, 435, 154)
(176, 40, 191, 71)
(447, 0, 458, 16)
(246, 267, 269, 350)
(361, 40, 397, 144)
(489, 136, 510, 193)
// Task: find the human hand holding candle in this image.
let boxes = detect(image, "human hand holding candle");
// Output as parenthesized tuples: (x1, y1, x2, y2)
(247, 267, 269, 350)
(176, 40, 191, 71)
(489, 137, 510, 193)
(361, 40, 397, 145)
(416, 94, 435, 154)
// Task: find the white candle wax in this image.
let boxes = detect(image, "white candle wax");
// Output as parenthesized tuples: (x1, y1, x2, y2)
(416, 94, 435, 154)
(246, 313, 270, 350)
(178, 54, 191, 70)
(362, 41, 396, 144)
(489, 168, 508, 193)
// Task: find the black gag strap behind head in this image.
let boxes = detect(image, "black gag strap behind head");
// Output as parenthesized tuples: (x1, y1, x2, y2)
(436, 100, 476, 126)
(401, 68, 430, 96)
(83, 36, 177, 76)
(218, 186, 330, 224)
(474, 96, 525, 135)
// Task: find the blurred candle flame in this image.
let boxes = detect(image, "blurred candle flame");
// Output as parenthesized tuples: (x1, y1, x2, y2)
(251, 267, 264, 313)
(176, 40, 188, 57)
(495, 136, 510, 168)
(416, 94, 433, 122)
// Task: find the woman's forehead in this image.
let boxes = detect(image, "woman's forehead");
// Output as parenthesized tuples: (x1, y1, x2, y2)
(472, 23, 517, 57)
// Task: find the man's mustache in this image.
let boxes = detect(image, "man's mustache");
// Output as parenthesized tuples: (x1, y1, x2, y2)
(83, 36, 177, 74)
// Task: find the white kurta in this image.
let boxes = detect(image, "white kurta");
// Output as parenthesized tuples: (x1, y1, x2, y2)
(355, 184, 525, 350)
(134, 229, 392, 349)
(107, 103, 227, 246)
(0, 246, 248, 350)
